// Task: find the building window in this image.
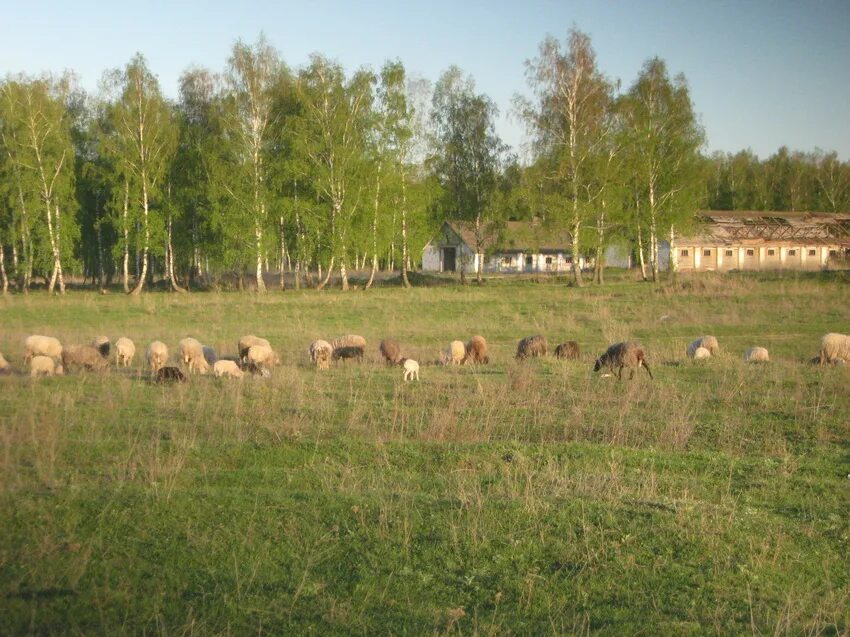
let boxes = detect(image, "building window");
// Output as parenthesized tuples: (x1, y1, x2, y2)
(788, 249, 796, 256)
(746, 249, 754, 257)
(808, 249, 817, 256)
(525, 255, 533, 265)
(564, 256, 573, 264)
(703, 249, 711, 257)
(829, 249, 838, 257)
(725, 250, 733, 257)
(680, 249, 689, 257)
(767, 249, 775, 256)
(545, 256, 553, 265)
(501, 256, 511, 266)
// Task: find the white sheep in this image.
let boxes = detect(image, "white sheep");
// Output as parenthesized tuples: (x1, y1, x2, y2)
(687, 336, 719, 358)
(115, 337, 136, 367)
(238, 335, 271, 363)
(330, 334, 367, 351)
(30, 355, 63, 377)
(24, 335, 63, 363)
(692, 346, 712, 360)
(403, 358, 420, 382)
(179, 337, 210, 374)
(0, 352, 10, 373)
(442, 340, 466, 365)
(309, 340, 333, 370)
(146, 341, 169, 373)
(213, 360, 244, 379)
(819, 333, 850, 365)
(246, 344, 280, 370)
(744, 347, 769, 363)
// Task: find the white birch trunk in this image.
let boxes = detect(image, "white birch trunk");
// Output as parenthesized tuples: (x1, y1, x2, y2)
(130, 178, 150, 295)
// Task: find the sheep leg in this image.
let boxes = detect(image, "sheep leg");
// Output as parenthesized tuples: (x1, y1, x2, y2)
(617, 365, 623, 380)
(642, 360, 653, 379)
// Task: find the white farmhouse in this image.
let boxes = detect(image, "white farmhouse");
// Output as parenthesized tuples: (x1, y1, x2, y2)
(422, 220, 598, 275)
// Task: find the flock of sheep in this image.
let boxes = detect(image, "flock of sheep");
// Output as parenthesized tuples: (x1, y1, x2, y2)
(1, 331, 847, 383)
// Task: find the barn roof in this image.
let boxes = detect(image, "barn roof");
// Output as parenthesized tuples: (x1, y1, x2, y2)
(443, 220, 573, 253)
(689, 210, 850, 246)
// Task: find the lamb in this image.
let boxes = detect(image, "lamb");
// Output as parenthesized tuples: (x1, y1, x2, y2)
(0, 352, 10, 375)
(818, 333, 850, 365)
(24, 335, 63, 363)
(463, 335, 490, 365)
(115, 337, 136, 367)
(692, 346, 712, 360)
(516, 334, 548, 360)
(332, 346, 364, 363)
(687, 335, 720, 358)
(30, 355, 63, 377)
(331, 335, 367, 352)
(91, 335, 110, 358)
(554, 341, 581, 360)
(442, 340, 466, 366)
(146, 341, 169, 373)
(593, 341, 653, 380)
(309, 340, 333, 370)
(62, 344, 110, 372)
(203, 346, 218, 365)
(155, 366, 186, 383)
(213, 360, 244, 379)
(402, 358, 420, 382)
(744, 347, 769, 363)
(246, 344, 280, 370)
(379, 339, 403, 366)
(238, 335, 271, 363)
(178, 337, 210, 374)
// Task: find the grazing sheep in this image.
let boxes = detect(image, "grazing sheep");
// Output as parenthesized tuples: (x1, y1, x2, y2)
(516, 334, 548, 360)
(379, 339, 403, 366)
(179, 337, 210, 374)
(146, 341, 169, 373)
(238, 335, 271, 363)
(744, 347, 769, 363)
(246, 344, 280, 370)
(692, 346, 712, 360)
(62, 344, 110, 372)
(203, 346, 218, 365)
(309, 340, 333, 370)
(554, 341, 581, 360)
(687, 336, 719, 358)
(402, 358, 420, 382)
(331, 335, 367, 352)
(332, 346, 364, 363)
(214, 360, 244, 379)
(115, 337, 136, 367)
(91, 335, 110, 358)
(818, 333, 850, 365)
(155, 366, 186, 383)
(244, 362, 272, 378)
(442, 340, 466, 366)
(0, 352, 10, 375)
(593, 341, 653, 380)
(463, 335, 490, 365)
(24, 335, 63, 363)
(30, 355, 63, 377)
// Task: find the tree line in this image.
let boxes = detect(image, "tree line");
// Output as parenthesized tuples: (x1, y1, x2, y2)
(1, 31, 848, 295)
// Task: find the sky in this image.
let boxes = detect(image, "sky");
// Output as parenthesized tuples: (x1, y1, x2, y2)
(2, 0, 849, 160)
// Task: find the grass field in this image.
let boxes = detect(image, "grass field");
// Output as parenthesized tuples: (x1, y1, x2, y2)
(1, 272, 849, 635)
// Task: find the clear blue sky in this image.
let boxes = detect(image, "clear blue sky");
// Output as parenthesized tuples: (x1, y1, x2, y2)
(2, 0, 849, 160)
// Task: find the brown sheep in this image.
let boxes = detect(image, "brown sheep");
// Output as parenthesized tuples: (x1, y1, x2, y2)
(516, 334, 548, 360)
(554, 341, 580, 360)
(463, 335, 490, 365)
(91, 335, 111, 359)
(62, 344, 110, 373)
(155, 366, 186, 383)
(593, 341, 653, 380)
(379, 339, 403, 366)
(333, 346, 364, 363)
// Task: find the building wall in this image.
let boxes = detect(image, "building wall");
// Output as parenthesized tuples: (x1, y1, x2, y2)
(670, 244, 841, 271)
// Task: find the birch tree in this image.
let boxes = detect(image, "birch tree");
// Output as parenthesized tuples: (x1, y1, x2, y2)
(221, 35, 284, 293)
(105, 55, 177, 294)
(521, 30, 614, 287)
(621, 57, 704, 281)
